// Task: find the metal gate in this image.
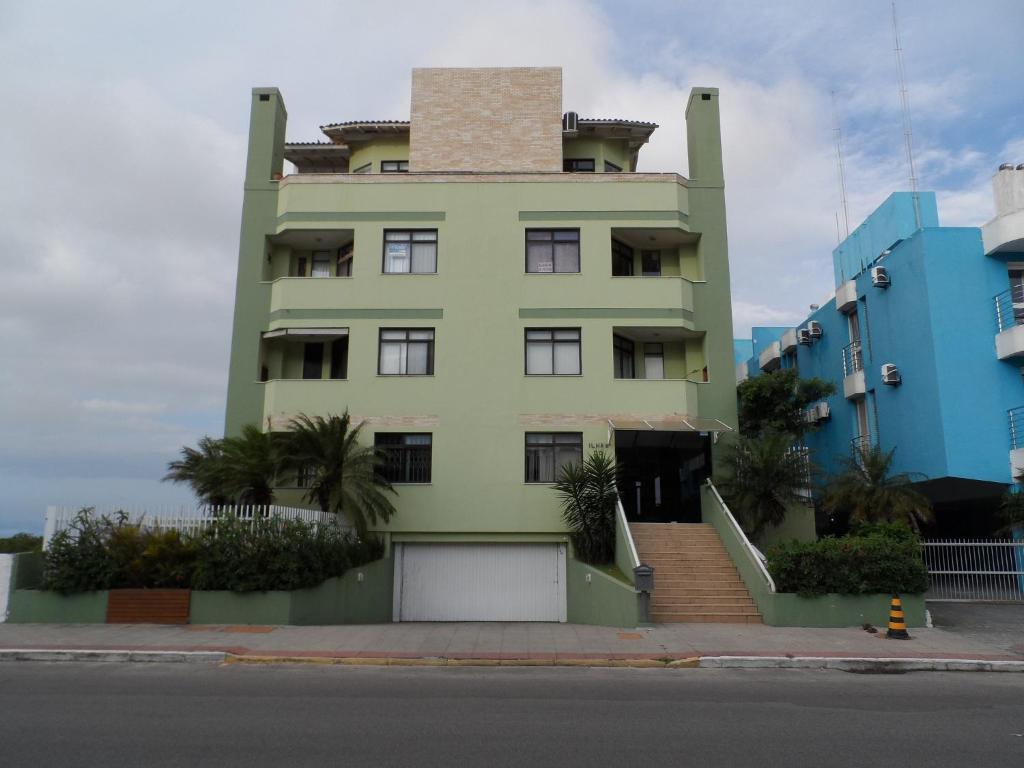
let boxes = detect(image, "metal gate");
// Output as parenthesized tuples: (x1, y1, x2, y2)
(920, 539, 1024, 602)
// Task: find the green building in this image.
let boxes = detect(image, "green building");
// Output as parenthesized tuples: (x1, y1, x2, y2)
(225, 67, 741, 623)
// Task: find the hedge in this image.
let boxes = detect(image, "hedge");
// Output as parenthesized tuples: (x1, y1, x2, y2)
(767, 523, 927, 597)
(43, 509, 382, 594)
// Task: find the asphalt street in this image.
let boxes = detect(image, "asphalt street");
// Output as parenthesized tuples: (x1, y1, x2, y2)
(1, 662, 1021, 767)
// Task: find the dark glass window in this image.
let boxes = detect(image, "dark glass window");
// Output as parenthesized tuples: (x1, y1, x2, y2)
(330, 337, 348, 379)
(642, 250, 662, 276)
(337, 243, 353, 277)
(302, 342, 324, 380)
(379, 329, 435, 375)
(604, 160, 622, 172)
(381, 160, 409, 173)
(612, 239, 634, 276)
(375, 433, 432, 483)
(525, 433, 583, 483)
(525, 328, 581, 375)
(563, 158, 595, 172)
(613, 335, 635, 379)
(296, 463, 311, 488)
(526, 229, 580, 273)
(383, 230, 437, 274)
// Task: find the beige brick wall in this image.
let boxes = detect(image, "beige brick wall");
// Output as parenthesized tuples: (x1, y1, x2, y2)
(409, 67, 562, 173)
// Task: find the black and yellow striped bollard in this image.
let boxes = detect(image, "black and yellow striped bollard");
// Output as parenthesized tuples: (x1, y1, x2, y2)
(886, 594, 910, 639)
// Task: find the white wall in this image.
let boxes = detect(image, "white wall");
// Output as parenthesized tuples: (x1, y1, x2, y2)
(0, 554, 14, 623)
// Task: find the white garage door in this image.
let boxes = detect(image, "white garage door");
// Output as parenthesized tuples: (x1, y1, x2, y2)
(394, 543, 567, 622)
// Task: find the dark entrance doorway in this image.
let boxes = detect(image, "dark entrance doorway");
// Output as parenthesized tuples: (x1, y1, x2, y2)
(615, 430, 711, 523)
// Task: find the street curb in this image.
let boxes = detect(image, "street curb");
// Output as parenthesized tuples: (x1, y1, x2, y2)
(697, 656, 1024, 673)
(2, 649, 1022, 672)
(0, 649, 227, 664)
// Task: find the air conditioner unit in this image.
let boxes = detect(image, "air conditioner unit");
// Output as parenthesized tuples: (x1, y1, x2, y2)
(871, 266, 891, 288)
(881, 363, 901, 385)
(797, 328, 812, 345)
(807, 321, 823, 339)
(562, 111, 579, 132)
(815, 402, 831, 421)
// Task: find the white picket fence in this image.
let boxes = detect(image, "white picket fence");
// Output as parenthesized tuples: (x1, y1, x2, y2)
(42, 504, 345, 548)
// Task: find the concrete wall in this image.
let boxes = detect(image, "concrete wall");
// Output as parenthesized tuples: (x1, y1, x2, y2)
(566, 559, 640, 627)
(0, 555, 12, 622)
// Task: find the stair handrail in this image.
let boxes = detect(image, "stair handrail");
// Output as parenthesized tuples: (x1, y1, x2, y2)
(616, 496, 641, 570)
(706, 480, 776, 593)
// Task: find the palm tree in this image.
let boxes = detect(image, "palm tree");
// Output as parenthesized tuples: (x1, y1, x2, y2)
(718, 430, 810, 539)
(218, 425, 279, 505)
(823, 446, 933, 532)
(281, 412, 396, 536)
(163, 435, 232, 505)
(164, 427, 279, 506)
(553, 450, 619, 564)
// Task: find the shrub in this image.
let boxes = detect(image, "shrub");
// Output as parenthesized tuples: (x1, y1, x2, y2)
(767, 523, 927, 597)
(553, 450, 618, 565)
(0, 533, 43, 554)
(42, 508, 383, 594)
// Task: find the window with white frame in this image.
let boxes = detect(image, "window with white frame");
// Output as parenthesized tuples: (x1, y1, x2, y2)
(378, 328, 435, 375)
(383, 230, 437, 274)
(525, 328, 581, 375)
(524, 432, 583, 483)
(526, 229, 580, 273)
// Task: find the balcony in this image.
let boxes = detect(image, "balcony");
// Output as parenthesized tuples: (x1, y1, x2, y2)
(994, 287, 1024, 360)
(836, 280, 858, 314)
(1010, 407, 1024, 480)
(758, 340, 782, 372)
(841, 341, 865, 399)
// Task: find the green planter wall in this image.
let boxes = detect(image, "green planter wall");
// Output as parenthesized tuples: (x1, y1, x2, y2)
(566, 558, 640, 627)
(9, 556, 394, 626)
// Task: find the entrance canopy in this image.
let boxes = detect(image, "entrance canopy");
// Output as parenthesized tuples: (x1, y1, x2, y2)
(262, 327, 349, 342)
(608, 416, 732, 433)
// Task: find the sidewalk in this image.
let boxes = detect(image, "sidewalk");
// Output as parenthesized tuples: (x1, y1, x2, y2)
(1, 618, 1022, 666)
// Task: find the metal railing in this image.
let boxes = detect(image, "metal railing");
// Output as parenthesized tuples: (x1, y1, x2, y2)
(841, 340, 864, 377)
(850, 434, 874, 459)
(42, 504, 344, 549)
(921, 539, 1024, 602)
(994, 286, 1024, 333)
(1010, 406, 1024, 451)
(616, 497, 641, 571)
(706, 480, 776, 593)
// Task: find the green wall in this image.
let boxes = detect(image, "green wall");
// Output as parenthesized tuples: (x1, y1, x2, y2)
(8, 590, 109, 623)
(702, 485, 926, 627)
(566, 558, 640, 627)
(225, 84, 737, 544)
(757, 501, 817, 549)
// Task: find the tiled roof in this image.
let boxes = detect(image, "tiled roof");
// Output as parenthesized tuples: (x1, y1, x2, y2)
(320, 120, 410, 129)
(578, 118, 658, 128)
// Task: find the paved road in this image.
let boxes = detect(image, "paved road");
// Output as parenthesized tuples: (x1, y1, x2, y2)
(1, 663, 1021, 767)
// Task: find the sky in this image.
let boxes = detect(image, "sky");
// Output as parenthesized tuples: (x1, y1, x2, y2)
(1, 0, 1022, 534)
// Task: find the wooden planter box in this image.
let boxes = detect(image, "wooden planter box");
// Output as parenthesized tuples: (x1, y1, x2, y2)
(106, 589, 191, 624)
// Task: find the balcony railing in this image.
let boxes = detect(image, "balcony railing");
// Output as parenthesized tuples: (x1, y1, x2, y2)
(1010, 406, 1024, 451)
(994, 286, 1024, 333)
(851, 434, 874, 460)
(841, 340, 864, 377)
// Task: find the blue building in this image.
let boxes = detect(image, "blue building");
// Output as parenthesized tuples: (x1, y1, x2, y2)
(738, 167, 1024, 536)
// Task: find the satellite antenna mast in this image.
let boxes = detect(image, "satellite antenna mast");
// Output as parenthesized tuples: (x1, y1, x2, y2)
(891, 0, 921, 228)
(831, 90, 851, 239)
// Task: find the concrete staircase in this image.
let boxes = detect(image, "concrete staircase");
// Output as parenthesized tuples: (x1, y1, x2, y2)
(630, 522, 762, 624)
